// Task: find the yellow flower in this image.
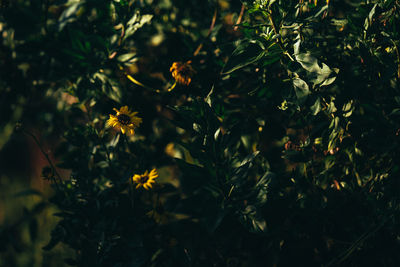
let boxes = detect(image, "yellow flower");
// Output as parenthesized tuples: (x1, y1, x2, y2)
(170, 60, 195, 86)
(132, 169, 158, 190)
(106, 106, 142, 135)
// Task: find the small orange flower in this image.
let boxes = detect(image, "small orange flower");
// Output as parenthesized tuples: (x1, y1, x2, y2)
(170, 61, 195, 86)
(132, 169, 158, 190)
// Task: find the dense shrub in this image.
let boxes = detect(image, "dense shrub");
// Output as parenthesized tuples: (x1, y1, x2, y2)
(1, 0, 400, 266)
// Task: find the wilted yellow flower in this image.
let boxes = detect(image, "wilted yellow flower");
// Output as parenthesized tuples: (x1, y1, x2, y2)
(106, 106, 142, 135)
(132, 169, 158, 190)
(170, 60, 195, 86)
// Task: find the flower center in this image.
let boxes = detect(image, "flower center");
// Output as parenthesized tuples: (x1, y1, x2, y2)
(117, 114, 131, 125)
(139, 175, 149, 184)
(179, 68, 190, 77)
(178, 64, 193, 76)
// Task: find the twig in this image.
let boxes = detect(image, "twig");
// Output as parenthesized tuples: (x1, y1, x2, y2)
(117, 24, 125, 47)
(233, 4, 246, 31)
(129, 176, 135, 209)
(100, 132, 114, 170)
(121, 133, 136, 208)
(325, 215, 392, 266)
(193, 8, 218, 57)
(21, 128, 61, 190)
(267, 10, 295, 62)
(43, 0, 49, 34)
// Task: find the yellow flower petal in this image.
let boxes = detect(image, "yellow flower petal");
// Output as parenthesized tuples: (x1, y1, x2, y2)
(107, 106, 142, 135)
(170, 61, 195, 86)
(132, 169, 158, 190)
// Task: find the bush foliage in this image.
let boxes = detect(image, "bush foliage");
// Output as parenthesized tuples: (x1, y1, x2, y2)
(1, 0, 400, 266)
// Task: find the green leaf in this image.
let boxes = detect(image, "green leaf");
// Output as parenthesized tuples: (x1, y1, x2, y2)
(222, 41, 266, 74)
(237, 151, 260, 168)
(239, 205, 267, 233)
(342, 100, 354, 117)
(311, 97, 321, 115)
(117, 52, 138, 64)
(255, 172, 276, 205)
(295, 53, 336, 86)
(293, 77, 310, 100)
(58, 1, 84, 31)
(124, 13, 153, 40)
(364, 4, 378, 30)
(389, 108, 400, 116)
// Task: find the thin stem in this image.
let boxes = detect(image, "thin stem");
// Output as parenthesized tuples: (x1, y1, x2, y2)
(325, 215, 391, 266)
(120, 133, 135, 208)
(122, 133, 129, 149)
(97, 129, 117, 176)
(233, 4, 246, 31)
(167, 81, 177, 92)
(97, 133, 125, 192)
(129, 176, 135, 209)
(43, 0, 49, 34)
(267, 10, 295, 62)
(193, 7, 218, 57)
(22, 129, 61, 190)
(102, 136, 113, 166)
